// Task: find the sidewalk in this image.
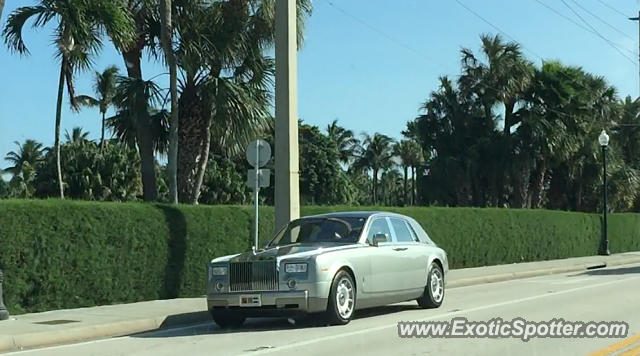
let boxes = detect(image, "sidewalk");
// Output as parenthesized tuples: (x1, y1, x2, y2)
(1, 252, 640, 353)
(446, 251, 640, 288)
(0, 298, 209, 353)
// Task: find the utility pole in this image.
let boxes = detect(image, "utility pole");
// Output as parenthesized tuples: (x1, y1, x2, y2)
(274, 0, 300, 233)
(630, 11, 640, 97)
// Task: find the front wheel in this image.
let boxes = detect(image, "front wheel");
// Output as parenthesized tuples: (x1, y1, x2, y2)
(211, 311, 246, 329)
(325, 270, 356, 325)
(417, 262, 444, 309)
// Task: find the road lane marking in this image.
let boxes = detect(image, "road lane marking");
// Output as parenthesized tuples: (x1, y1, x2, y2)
(585, 333, 640, 356)
(247, 276, 640, 355)
(618, 343, 640, 356)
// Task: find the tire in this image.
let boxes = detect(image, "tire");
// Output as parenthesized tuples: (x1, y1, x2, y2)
(417, 262, 445, 309)
(325, 270, 356, 325)
(211, 310, 246, 329)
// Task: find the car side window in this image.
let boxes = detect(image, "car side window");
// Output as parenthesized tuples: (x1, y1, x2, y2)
(390, 218, 415, 243)
(405, 222, 421, 242)
(367, 218, 392, 243)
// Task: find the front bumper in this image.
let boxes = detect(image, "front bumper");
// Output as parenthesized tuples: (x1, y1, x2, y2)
(207, 290, 328, 315)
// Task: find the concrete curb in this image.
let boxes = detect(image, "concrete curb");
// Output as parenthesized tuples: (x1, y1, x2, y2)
(447, 256, 640, 289)
(0, 310, 210, 353)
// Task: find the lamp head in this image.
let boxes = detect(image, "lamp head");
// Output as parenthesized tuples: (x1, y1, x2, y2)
(599, 129, 610, 147)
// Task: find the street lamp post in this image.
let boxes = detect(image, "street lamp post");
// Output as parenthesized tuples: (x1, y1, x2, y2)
(598, 129, 610, 256)
(0, 270, 9, 320)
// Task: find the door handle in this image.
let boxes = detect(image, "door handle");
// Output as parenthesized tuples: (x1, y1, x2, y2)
(393, 247, 408, 251)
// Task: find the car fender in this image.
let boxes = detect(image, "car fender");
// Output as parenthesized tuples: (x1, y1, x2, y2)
(315, 258, 358, 298)
(423, 248, 448, 285)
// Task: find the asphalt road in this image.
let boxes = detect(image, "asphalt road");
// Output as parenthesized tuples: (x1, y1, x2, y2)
(6, 264, 640, 356)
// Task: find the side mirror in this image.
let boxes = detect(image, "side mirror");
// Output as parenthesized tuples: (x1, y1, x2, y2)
(371, 233, 389, 246)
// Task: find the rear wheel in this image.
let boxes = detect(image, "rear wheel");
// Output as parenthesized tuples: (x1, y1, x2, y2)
(211, 310, 246, 329)
(325, 270, 356, 325)
(417, 262, 444, 309)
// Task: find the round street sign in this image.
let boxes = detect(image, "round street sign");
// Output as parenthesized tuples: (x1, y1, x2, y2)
(246, 139, 272, 168)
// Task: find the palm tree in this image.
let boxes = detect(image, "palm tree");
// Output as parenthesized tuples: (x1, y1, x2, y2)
(458, 34, 534, 205)
(75, 66, 120, 149)
(107, 76, 169, 184)
(460, 34, 534, 135)
(173, 0, 312, 203)
(107, 75, 169, 203)
(3, 0, 134, 198)
(0, 0, 5, 20)
(379, 169, 403, 206)
(5, 140, 42, 198)
(64, 127, 90, 143)
(99, 0, 159, 201)
(517, 62, 579, 208)
(326, 120, 360, 164)
(5, 139, 45, 177)
(614, 96, 640, 168)
(394, 140, 423, 205)
(354, 133, 395, 205)
(393, 140, 412, 205)
(405, 142, 424, 205)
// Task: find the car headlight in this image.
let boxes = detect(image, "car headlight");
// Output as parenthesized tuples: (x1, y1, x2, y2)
(210, 266, 228, 276)
(285, 263, 307, 273)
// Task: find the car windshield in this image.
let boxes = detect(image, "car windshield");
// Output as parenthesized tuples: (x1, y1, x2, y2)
(267, 217, 366, 247)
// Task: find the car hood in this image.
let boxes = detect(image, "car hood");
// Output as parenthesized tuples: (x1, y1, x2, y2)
(212, 243, 360, 264)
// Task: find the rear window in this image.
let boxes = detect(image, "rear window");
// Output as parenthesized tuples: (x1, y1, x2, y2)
(390, 218, 416, 242)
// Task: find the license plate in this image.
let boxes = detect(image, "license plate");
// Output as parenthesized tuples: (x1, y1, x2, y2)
(239, 294, 261, 307)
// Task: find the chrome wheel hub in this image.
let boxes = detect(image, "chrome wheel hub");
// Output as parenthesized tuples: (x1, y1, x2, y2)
(430, 268, 444, 303)
(335, 277, 354, 319)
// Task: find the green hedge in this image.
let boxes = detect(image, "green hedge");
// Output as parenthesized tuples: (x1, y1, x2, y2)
(607, 213, 640, 253)
(0, 200, 637, 314)
(0, 201, 257, 314)
(299, 206, 604, 267)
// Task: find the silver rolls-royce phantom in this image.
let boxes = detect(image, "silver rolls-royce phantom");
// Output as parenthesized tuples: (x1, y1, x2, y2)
(206, 211, 448, 327)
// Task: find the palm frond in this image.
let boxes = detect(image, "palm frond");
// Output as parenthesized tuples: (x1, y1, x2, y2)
(74, 94, 100, 108)
(2, 5, 52, 55)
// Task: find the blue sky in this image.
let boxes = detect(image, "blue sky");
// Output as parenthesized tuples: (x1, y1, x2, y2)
(1, 0, 640, 169)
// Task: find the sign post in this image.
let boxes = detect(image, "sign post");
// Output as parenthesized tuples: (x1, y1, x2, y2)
(253, 141, 259, 251)
(246, 139, 271, 251)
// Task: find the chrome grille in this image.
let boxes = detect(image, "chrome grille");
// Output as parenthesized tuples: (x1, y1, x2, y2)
(229, 261, 278, 292)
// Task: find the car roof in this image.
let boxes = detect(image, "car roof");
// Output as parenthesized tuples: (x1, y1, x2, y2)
(301, 211, 406, 220)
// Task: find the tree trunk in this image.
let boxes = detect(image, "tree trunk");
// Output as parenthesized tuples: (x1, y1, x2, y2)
(482, 101, 492, 125)
(122, 46, 158, 201)
(161, 0, 179, 204)
(511, 160, 531, 208)
(137, 128, 158, 201)
(122, 47, 142, 78)
(0, 0, 5, 20)
(372, 168, 378, 205)
(411, 166, 417, 205)
(471, 169, 485, 206)
(575, 179, 583, 212)
(529, 159, 546, 209)
(403, 165, 408, 206)
(503, 101, 515, 135)
(100, 111, 106, 151)
(191, 111, 213, 204)
(176, 78, 204, 202)
(55, 59, 66, 199)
